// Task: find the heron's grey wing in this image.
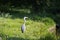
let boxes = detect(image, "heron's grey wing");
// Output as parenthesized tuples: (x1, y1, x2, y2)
(21, 24, 25, 33)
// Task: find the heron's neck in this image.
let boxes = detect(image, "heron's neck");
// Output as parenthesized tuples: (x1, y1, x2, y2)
(24, 19, 26, 24)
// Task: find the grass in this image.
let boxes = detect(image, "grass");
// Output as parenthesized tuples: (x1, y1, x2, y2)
(0, 8, 58, 40)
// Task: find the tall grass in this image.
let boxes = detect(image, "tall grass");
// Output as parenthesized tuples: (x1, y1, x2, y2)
(0, 12, 56, 40)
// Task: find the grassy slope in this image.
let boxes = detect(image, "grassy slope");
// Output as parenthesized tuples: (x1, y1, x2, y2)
(0, 9, 57, 40)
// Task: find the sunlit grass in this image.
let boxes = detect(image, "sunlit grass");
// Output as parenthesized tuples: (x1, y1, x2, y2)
(0, 13, 56, 40)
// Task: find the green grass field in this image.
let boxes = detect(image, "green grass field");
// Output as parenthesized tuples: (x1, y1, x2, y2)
(0, 9, 58, 40)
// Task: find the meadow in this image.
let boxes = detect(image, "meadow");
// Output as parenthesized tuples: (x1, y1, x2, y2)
(0, 8, 59, 40)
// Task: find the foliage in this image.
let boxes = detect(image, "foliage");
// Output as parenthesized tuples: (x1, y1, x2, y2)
(0, 0, 60, 13)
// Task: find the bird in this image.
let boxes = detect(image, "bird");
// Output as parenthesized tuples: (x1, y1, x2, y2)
(21, 17, 28, 33)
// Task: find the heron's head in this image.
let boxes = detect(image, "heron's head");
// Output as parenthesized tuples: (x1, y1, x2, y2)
(24, 17, 28, 21)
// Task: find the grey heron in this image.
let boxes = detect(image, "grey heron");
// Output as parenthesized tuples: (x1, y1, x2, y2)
(21, 17, 28, 33)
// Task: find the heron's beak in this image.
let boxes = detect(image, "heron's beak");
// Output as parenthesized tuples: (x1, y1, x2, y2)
(26, 17, 28, 18)
(24, 17, 28, 20)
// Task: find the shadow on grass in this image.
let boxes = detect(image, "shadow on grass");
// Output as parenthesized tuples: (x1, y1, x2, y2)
(7, 36, 56, 40)
(39, 36, 56, 40)
(7, 37, 29, 40)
